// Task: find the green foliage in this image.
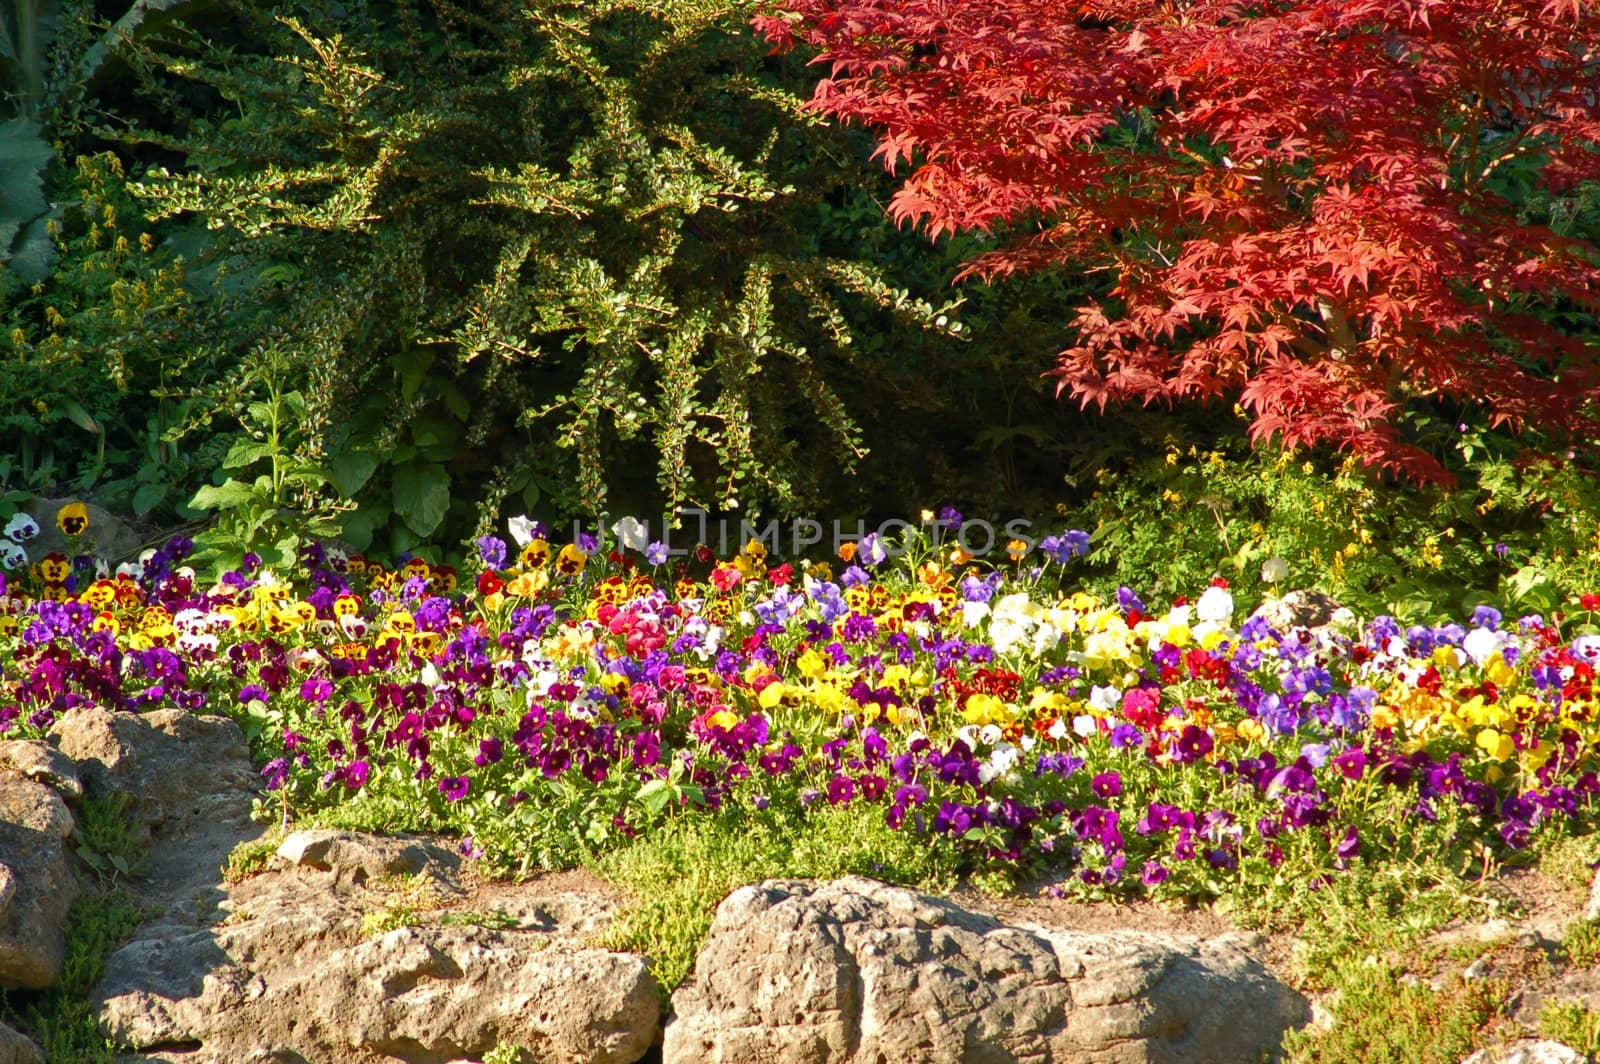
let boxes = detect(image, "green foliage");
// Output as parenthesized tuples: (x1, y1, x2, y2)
(1074, 427, 1600, 621)
(187, 354, 350, 573)
(0, 115, 55, 284)
(1282, 957, 1509, 1064)
(596, 800, 963, 992)
(109, 0, 964, 550)
(1539, 999, 1600, 1057)
(0, 152, 223, 512)
(483, 1043, 533, 1064)
(0, 889, 147, 1063)
(72, 790, 148, 882)
(1560, 919, 1600, 969)
(221, 829, 283, 883)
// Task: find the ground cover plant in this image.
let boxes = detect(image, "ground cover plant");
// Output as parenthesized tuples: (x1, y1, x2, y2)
(9, 504, 1600, 990)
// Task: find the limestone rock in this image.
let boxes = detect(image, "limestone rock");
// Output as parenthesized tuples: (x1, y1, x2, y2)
(275, 829, 461, 887)
(0, 1021, 42, 1064)
(22, 496, 143, 565)
(1583, 869, 1600, 923)
(665, 876, 1306, 1064)
(50, 707, 255, 831)
(1250, 590, 1341, 634)
(96, 830, 658, 1064)
(0, 777, 78, 989)
(0, 740, 81, 799)
(1463, 1040, 1590, 1064)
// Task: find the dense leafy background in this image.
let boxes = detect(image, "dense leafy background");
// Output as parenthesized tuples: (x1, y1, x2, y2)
(1, 0, 1598, 618)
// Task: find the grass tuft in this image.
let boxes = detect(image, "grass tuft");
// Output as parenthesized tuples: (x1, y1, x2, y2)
(594, 801, 963, 994)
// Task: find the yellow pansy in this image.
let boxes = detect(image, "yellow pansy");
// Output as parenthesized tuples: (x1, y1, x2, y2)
(56, 501, 89, 536)
(962, 693, 1014, 726)
(796, 649, 828, 679)
(1476, 728, 1515, 760)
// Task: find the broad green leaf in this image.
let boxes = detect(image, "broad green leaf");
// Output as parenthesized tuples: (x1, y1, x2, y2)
(58, 399, 100, 435)
(328, 450, 379, 497)
(392, 461, 450, 537)
(391, 349, 434, 404)
(0, 117, 53, 268)
(189, 479, 259, 511)
(5, 209, 57, 285)
(223, 438, 276, 469)
(131, 481, 166, 516)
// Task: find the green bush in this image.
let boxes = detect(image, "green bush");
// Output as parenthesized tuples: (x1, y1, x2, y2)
(103, 0, 980, 554)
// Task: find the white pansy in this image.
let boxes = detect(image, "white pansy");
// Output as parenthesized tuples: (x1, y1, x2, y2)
(0, 542, 25, 570)
(508, 514, 538, 547)
(1462, 626, 1507, 665)
(3, 513, 38, 543)
(1572, 635, 1600, 664)
(1260, 556, 1289, 583)
(612, 516, 649, 552)
(177, 631, 218, 656)
(979, 743, 1020, 785)
(1073, 714, 1099, 737)
(962, 602, 991, 628)
(1196, 585, 1234, 624)
(174, 608, 210, 634)
(1088, 685, 1121, 711)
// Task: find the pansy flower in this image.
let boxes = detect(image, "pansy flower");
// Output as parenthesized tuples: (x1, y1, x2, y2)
(55, 502, 89, 537)
(3, 513, 38, 543)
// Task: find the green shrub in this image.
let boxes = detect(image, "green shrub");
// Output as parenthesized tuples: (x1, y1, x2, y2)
(107, 0, 974, 554)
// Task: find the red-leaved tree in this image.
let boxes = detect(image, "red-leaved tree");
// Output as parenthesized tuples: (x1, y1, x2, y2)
(756, 0, 1600, 481)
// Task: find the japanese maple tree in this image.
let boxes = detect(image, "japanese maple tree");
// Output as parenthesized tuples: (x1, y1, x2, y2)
(757, 0, 1600, 480)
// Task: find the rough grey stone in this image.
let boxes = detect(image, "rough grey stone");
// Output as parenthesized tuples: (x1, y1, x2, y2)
(0, 777, 78, 989)
(665, 876, 1307, 1064)
(97, 831, 658, 1064)
(0, 1021, 42, 1064)
(22, 497, 143, 566)
(50, 707, 255, 831)
(0, 740, 81, 799)
(1463, 1040, 1590, 1064)
(274, 829, 461, 888)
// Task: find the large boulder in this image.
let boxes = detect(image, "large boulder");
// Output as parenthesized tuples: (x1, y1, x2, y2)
(21, 496, 143, 566)
(665, 876, 1306, 1064)
(50, 708, 255, 832)
(96, 831, 659, 1064)
(0, 775, 78, 989)
(0, 1021, 42, 1064)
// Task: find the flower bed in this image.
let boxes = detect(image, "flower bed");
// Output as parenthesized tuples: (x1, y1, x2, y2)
(4, 508, 1600, 900)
